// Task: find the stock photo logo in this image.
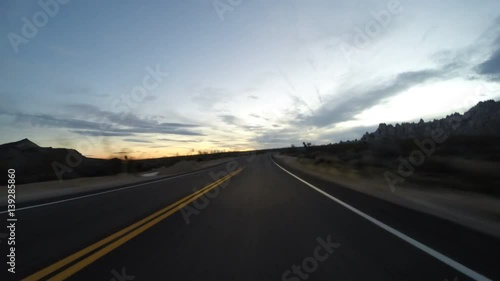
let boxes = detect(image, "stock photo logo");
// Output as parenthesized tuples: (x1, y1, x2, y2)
(180, 154, 255, 224)
(51, 64, 168, 181)
(334, 0, 407, 64)
(7, 0, 71, 54)
(281, 235, 341, 281)
(110, 267, 135, 281)
(383, 83, 498, 192)
(213, 0, 243, 21)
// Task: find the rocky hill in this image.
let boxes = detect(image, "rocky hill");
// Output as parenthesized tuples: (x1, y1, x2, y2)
(0, 139, 248, 184)
(0, 139, 122, 184)
(361, 100, 500, 142)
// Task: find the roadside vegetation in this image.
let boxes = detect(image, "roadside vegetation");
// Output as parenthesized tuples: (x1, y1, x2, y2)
(282, 135, 500, 197)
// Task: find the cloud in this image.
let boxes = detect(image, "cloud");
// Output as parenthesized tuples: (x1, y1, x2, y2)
(323, 125, 379, 142)
(242, 125, 265, 131)
(65, 103, 99, 113)
(249, 17, 500, 147)
(249, 126, 304, 147)
(420, 25, 439, 44)
(219, 114, 238, 125)
(297, 16, 500, 130)
(248, 113, 270, 121)
(248, 95, 259, 99)
(58, 87, 110, 98)
(158, 138, 201, 143)
(251, 131, 297, 146)
(477, 37, 500, 81)
(65, 104, 199, 128)
(2, 104, 204, 137)
(289, 94, 314, 115)
(191, 87, 230, 110)
(463, 16, 500, 81)
(217, 115, 265, 132)
(14, 113, 100, 130)
(70, 130, 133, 137)
(302, 68, 447, 127)
(123, 139, 153, 143)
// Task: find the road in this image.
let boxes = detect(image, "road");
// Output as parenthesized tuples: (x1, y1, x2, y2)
(2, 154, 499, 281)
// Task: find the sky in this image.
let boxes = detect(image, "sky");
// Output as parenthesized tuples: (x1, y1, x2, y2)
(1, 0, 500, 158)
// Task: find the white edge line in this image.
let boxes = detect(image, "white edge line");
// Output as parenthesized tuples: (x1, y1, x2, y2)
(0, 163, 228, 214)
(271, 158, 491, 281)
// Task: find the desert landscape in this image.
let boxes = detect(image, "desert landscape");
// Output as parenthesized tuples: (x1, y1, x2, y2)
(280, 100, 500, 197)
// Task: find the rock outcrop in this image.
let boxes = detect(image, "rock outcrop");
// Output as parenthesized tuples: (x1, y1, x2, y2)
(361, 100, 500, 142)
(0, 139, 121, 184)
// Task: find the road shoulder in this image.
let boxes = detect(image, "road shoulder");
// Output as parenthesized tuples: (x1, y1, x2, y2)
(0, 157, 236, 207)
(273, 154, 500, 239)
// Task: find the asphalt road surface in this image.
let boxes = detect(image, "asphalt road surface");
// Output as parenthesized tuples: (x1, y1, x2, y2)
(1, 154, 499, 281)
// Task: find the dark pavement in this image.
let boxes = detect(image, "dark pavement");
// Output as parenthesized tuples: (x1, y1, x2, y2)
(1, 154, 498, 281)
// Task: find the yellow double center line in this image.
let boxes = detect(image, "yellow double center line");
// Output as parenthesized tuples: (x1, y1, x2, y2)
(23, 168, 243, 281)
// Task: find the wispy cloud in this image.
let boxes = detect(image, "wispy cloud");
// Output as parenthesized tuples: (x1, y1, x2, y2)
(149, 145, 169, 148)
(157, 138, 201, 143)
(57, 87, 110, 98)
(191, 86, 230, 110)
(251, 128, 299, 145)
(70, 130, 133, 137)
(1, 104, 204, 137)
(300, 67, 450, 127)
(296, 21, 500, 129)
(248, 113, 270, 121)
(219, 114, 239, 125)
(248, 17, 500, 146)
(123, 139, 153, 143)
(477, 36, 500, 81)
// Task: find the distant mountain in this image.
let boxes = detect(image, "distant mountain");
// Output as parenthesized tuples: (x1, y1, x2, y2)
(0, 138, 40, 151)
(0, 139, 121, 184)
(361, 100, 500, 142)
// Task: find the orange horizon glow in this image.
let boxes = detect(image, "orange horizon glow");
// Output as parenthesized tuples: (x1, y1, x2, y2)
(82, 146, 257, 160)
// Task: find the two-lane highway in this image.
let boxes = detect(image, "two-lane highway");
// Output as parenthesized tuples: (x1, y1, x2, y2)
(2, 154, 499, 280)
